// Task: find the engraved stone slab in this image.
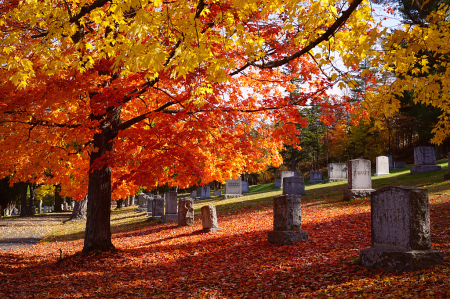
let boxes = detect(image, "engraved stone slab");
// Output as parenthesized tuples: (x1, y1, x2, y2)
(150, 197, 164, 220)
(190, 190, 197, 199)
(280, 171, 301, 189)
(343, 159, 375, 200)
(360, 186, 444, 272)
(411, 147, 441, 174)
(241, 181, 249, 193)
(178, 198, 194, 226)
(274, 179, 281, 189)
(147, 196, 153, 216)
(163, 191, 178, 222)
(196, 186, 211, 200)
(282, 177, 305, 196)
(201, 205, 221, 232)
(309, 172, 323, 184)
(213, 190, 221, 196)
(225, 178, 243, 198)
(374, 156, 390, 176)
(327, 163, 348, 182)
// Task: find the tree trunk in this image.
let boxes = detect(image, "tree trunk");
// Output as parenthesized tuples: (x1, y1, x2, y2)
(124, 196, 129, 207)
(116, 198, 123, 209)
(28, 183, 36, 215)
(54, 184, 63, 212)
(66, 195, 88, 222)
(20, 182, 28, 216)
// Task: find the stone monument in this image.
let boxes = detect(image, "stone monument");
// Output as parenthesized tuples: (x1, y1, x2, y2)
(274, 179, 281, 189)
(137, 192, 148, 212)
(241, 181, 249, 193)
(190, 190, 197, 199)
(162, 191, 178, 222)
(280, 171, 301, 189)
(360, 186, 444, 272)
(410, 146, 441, 174)
(309, 172, 323, 184)
(225, 178, 243, 198)
(283, 177, 305, 196)
(178, 198, 194, 226)
(374, 156, 390, 176)
(146, 196, 153, 216)
(386, 154, 394, 170)
(196, 186, 211, 200)
(213, 190, 221, 196)
(150, 196, 164, 220)
(343, 159, 375, 200)
(201, 205, 221, 232)
(327, 163, 348, 182)
(394, 161, 406, 168)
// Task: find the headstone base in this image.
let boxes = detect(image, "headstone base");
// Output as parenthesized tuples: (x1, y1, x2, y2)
(267, 230, 308, 245)
(203, 227, 222, 232)
(309, 179, 323, 184)
(444, 173, 450, 181)
(162, 214, 178, 223)
(374, 172, 389, 177)
(410, 165, 441, 174)
(326, 178, 346, 183)
(343, 189, 375, 200)
(224, 194, 243, 199)
(360, 248, 444, 272)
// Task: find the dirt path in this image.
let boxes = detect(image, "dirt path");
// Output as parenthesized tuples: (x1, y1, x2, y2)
(0, 212, 72, 251)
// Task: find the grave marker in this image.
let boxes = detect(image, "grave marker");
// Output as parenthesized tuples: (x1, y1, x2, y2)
(343, 159, 375, 200)
(163, 191, 178, 222)
(309, 172, 323, 184)
(225, 178, 243, 198)
(280, 171, 301, 189)
(201, 205, 221, 232)
(178, 198, 194, 226)
(410, 146, 441, 174)
(274, 179, 281, 189)
(282, 177, 305, 196)
(241, 181, 249, 193)
(374, 156, 390, 176)
(327, 163, 348, 182)
(196, 186, 211, 200)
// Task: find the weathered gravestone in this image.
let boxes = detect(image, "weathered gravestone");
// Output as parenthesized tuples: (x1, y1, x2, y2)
(386, 154, 394, 170)
(283, 177, 305, 196)
(309, 172, 323, 184)
(280, 171, 301, 189)
(178, 198, 194, 226)
(410, 146, 441, 174)
(146, 196, 153, 216)
(196, 186, 211, 200)
(225, 178, 243, 198)
(360, 186, 444, 272)
(343, 159, 375, 200)
(445, 153, 450, 181)
(241, 181, 249, 193)
(274, 179, 281, 189)
(150, 196, 165, 220)
(394, 161, 406, 169)
(137, 193, 148, 212)
(190, 190, 197, 199)
(201, 205, 221, 232)
(213, 190, 221, 196)
(163, 191, 178, 222)
(327, 163, 348, 182)
(374, 156, 390, 177)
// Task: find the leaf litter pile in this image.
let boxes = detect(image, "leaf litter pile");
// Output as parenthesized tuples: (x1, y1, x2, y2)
(0, 191, 449, 298)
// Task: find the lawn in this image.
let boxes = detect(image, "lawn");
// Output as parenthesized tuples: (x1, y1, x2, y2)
(0, 161, 449, 298)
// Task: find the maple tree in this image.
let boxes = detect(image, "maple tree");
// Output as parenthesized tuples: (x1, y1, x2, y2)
(0, 0, 379, 252)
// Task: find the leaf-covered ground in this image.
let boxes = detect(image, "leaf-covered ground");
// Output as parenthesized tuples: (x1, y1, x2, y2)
(0, 163, 449, 298)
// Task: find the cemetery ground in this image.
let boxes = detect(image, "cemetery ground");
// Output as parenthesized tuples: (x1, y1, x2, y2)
(0, 163, 449, 298)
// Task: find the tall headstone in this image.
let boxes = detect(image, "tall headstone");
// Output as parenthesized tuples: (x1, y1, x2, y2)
(280, 171, 301, 189)
(163, 191, 178, 222)
(137, 193, 149, 212)
(178, 198, 194, 226)
(190, 190, 197, 199)
(410, 146, 441, 174)
(146, 196, 153, 216)
(150, 196, 164, 220)
(327, 163, 348, 182)
(225, 178, 243, 198)
(201, 205, 221, 232)
(343, 159, 375, 200)
(274, 179, 281, 189)
(241, 181, 249, 193)
(444, 152, 450, 181)
(386, 154, 394, 170)
(374, 156, 390, 176)
(282, 177, 305, 196)
(268, 194, 308, 245)
(309, 172, 323, 184)
(196, 186, 211, 200)
(360, 186, 444, 272)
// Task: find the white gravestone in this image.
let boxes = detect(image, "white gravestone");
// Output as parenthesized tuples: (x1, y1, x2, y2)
(162, 191, 178, 222)
(225, 178, 243, 198)
(374, 156, 390, 176)
(343, 159, 375, 200)
(280, 171, 301, 189)
(309, 172, 323, 184)
(327, 163, 348, 182)
(360, 186, 444, 272)
(201, 205, 221, 232)
(410, 146, 441, 174)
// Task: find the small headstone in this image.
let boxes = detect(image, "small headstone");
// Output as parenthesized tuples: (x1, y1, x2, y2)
(196, 186, 211, 200)
(343, 159, 375, 200)
(410, 146, 441, 174)
(282, 177, 305, 196)
(162, 191, 178, 222)
(137, 193, 148, 212)
(280, 171, 301, 189)
(274, 179, 281, 189)
(178, 198, 194, 226)
(268, 194, 308, 245)
(241, 181, 249, 193)
(150, 196, 164, 220)
(386, 154, 394, 169)
(213, 190, 221, 196)
(394, 161, 406, 168)
(201, 205, 221, 232)
(374, 156, 390, 176)
(43, 206, 48, 213)
(225, 178, 243, 198)
(327, 163, 348, 182)
(190, 190, 197, 199)
(146, 196, 153, 216)
(309, 172, 323, 184)
(444, 152, 450, 181)
(360, 186, 444, 272)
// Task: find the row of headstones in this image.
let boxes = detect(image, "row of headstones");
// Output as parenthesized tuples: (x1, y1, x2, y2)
(269, 179, 444, 272)
(3, 201, 76, 216)
(188, 180, 251, 200)
(137, 191, 221, 231)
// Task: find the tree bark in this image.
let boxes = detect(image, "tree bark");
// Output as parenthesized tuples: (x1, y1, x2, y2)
(116, 198, 123, 209)
(28, 183, 36, 215)
(66, 195, 88, 222)
(54, 184, 63, 212)
(20, 182, 27, 217)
